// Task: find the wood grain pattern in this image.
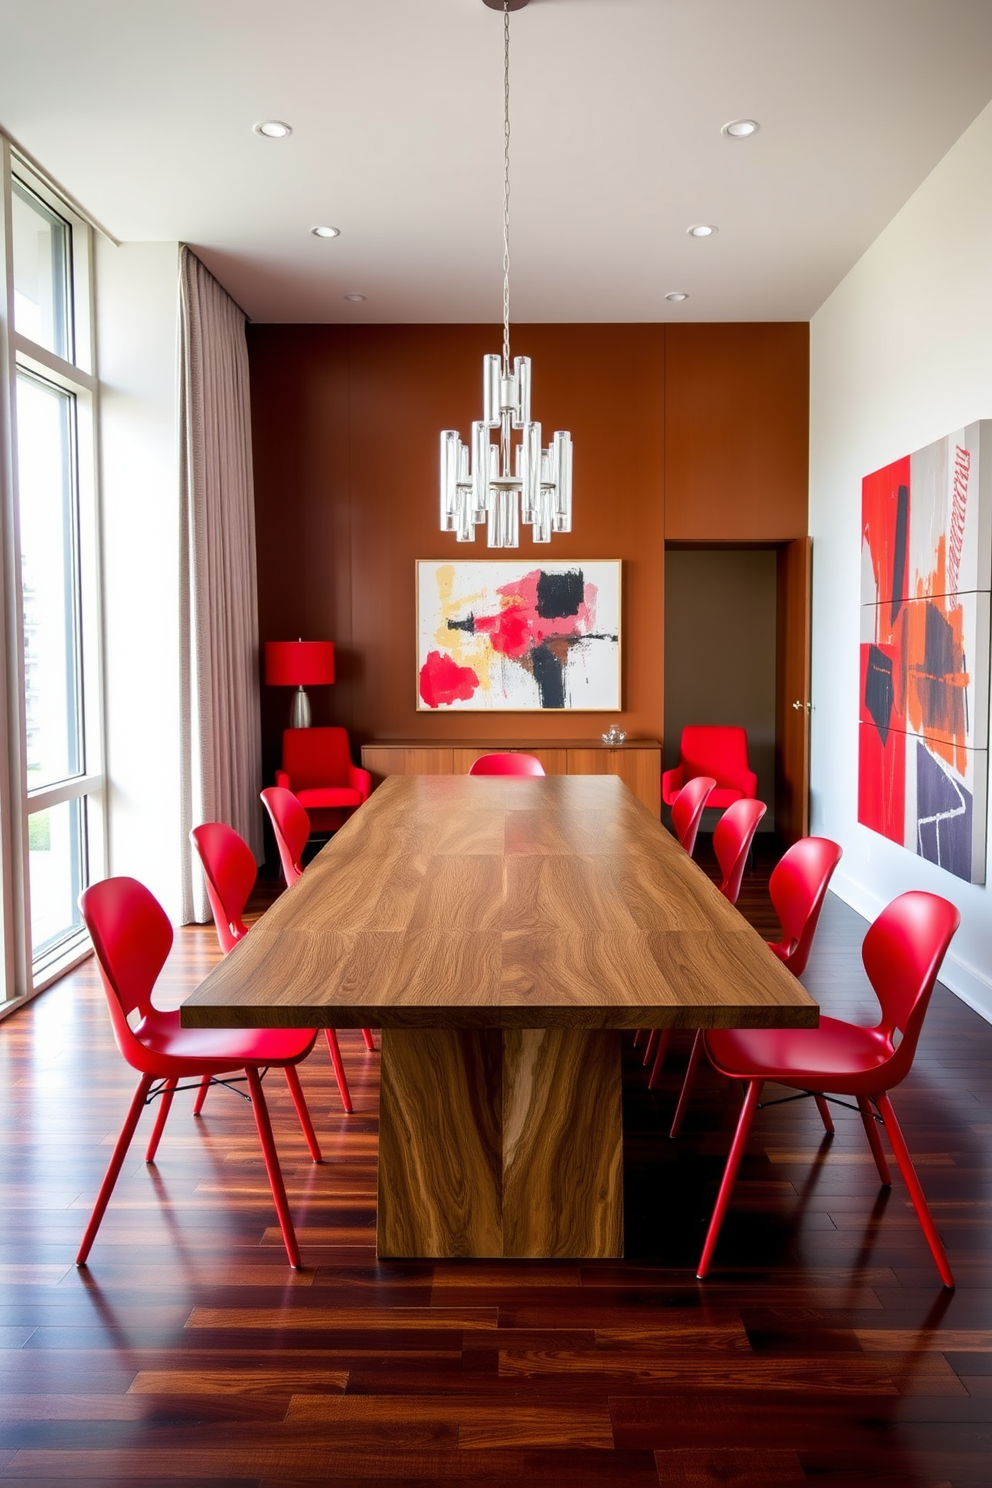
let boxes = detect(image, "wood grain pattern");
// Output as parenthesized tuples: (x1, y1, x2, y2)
(378, 1029, 503, 1259)
(502, 1029, 623, 1259)
(377, 1028, 623, 1259)
(182, 774, 816, 1033)
(377, 1029, 621, 1261)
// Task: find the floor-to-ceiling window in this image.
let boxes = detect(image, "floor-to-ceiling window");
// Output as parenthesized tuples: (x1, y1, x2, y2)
(1, 140, 104, 1005)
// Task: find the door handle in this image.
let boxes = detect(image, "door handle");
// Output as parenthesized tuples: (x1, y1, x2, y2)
(792, 700, 812, 712)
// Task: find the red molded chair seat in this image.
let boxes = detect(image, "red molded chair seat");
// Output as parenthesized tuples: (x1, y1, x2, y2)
(277, 726, 371, 833)
(662, 725, 758, 809)
(77, 876, 322, 1269)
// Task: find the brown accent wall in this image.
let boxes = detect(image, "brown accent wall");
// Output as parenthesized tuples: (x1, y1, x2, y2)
(664, 323, 809, 540)
(248, 322, 808, 775)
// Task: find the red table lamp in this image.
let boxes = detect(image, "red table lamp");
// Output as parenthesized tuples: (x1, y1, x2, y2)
(265, 640, 335, 728)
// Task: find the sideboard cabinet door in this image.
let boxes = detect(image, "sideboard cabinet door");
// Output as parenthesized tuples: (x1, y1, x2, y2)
(566, 747, 661, 817)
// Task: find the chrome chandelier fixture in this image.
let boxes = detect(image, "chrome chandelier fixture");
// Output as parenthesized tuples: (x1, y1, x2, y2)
(440, 0, 573, 548)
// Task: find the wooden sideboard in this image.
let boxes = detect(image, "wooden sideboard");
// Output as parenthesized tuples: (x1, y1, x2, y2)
(361, 739, 663, 817)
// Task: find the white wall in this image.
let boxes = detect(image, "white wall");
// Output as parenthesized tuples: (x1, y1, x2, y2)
(809, 100, 992, 1020)
(95, 241, 183, 921)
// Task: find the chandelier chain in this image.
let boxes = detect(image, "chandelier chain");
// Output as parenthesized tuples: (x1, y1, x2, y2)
(502, 0, 511, 374)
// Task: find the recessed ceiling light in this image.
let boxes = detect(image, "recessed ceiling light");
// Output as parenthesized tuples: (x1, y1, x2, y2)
(665, 292, 689, 302)
(687, 224, 717, 238)
(344, 292, 366, 303)
(254, 119, 292, 139)
(311, 225, 340, 239)
(722, 118, 759, 139)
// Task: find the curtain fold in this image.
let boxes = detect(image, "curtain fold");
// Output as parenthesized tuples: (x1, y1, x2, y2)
(179, 246, 263, 924)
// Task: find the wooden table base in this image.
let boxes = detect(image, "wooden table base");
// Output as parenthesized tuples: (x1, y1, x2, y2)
(377, 1028, 624, 1259)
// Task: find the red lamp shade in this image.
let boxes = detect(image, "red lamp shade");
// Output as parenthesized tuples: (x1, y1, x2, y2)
(265, 641, 335, 688)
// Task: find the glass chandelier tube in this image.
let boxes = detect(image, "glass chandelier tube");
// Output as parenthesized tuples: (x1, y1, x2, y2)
(439, 1, 573, 548)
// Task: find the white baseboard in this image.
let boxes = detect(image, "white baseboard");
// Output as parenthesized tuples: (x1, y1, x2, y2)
(830, 871, 992, 1027)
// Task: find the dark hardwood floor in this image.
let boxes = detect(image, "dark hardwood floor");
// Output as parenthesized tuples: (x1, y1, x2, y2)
(0, 838, 989, 1485)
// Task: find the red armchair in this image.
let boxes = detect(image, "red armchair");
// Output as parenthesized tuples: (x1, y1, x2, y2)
(276, 727, 371, 833)
(662, 725, 758, 810)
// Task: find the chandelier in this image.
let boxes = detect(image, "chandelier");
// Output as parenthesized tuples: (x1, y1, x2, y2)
(440, 0, 573, 548)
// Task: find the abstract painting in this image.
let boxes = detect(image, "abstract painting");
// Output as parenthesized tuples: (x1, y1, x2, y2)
(417, 560, 621, 711)
(859, 421, 991, 882)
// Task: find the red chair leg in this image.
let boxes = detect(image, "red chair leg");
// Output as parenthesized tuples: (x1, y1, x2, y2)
(697, 1079, 763, 1280)
(245, 1067, 302, 1270)
(670, 1030, 706, 1138)
(641, 1030, 660, 1067)
(361, 1028, 376, 1051)
(647, 1030, 673, 1091)
(633, 1029, 645, 1048)
(324, 1029, 354, 1114)
(192, 1075, 211, 1116)
(813, 1094, 835, 1135)
(145, 1078, 178, 1162)
(875, 1093, 954, 1288)
(77, 1074, 154, 1266)
(857, 1095, 891, 1185)
(283, 1065, 322, 1162)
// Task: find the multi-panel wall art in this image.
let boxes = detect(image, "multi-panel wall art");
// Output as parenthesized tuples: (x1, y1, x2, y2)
(859, 421, 991, 883)
(417, 560, 621, 711)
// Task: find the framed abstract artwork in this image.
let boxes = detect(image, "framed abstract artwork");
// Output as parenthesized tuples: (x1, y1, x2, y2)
(859, 421, 991, 882)
(417, 560, 621, 712)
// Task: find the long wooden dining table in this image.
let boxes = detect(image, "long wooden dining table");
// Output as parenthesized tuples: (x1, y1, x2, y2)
(181, 773, 818, 1260)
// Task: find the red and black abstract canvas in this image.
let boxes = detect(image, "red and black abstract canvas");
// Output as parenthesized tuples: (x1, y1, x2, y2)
(859, 422, 991, 883)
(416, 560, 621, 712)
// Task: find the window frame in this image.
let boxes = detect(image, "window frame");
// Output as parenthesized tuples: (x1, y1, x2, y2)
(0, 137, 106, 1008)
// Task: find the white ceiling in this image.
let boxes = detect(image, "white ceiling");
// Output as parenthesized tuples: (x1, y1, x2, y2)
(2, 0, 992, 324)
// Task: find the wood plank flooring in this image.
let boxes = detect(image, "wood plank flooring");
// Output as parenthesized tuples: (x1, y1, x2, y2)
(0, 836, 990, 1485)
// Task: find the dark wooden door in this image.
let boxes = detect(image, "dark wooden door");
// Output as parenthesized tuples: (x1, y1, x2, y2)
(775, 537, 812, 844)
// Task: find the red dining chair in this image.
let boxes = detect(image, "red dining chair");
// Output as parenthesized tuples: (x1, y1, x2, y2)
(662, 725, 758, 810)
(645, 796, 765, 1087)
(668, 836, 843, 1122)
(713, 797, 768, 903)
(77, 876, 322, 1269)
(277, 726, 372, 833)
(766, 836, 845, 977)
(190, 821, 255, 955)
(469, 752, 546, 777)
(256, 797, 377, 1089)
(670, 775, 716, 857)
(261, 785, 311, 887)
(690, 890, 960, 1285)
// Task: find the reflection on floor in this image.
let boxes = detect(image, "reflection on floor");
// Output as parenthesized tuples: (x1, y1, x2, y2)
(0, 842, 989, 1485)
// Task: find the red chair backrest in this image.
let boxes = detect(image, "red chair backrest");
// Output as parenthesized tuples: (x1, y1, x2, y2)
(861, 890, 960, 1087)
(671, 775, 716, 855)
(261, 786, 311, 885)
(713, 797, 767, 903)
(190, 823, 256, 955)
(768, 836, 843, 975)
(679, 725, 752, 792)
(79, 877, 173, 1067)
(281, 727, 354, 789)
(469, 753, 545, 777)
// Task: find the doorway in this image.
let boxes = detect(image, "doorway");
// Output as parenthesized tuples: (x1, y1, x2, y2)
(664, 540, 811, 845)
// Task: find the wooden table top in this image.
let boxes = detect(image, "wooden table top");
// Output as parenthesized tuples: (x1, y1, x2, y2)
(181, 774, 818, 1032)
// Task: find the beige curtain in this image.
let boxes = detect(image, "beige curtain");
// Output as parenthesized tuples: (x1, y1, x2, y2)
(179, 246, 263, 923)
